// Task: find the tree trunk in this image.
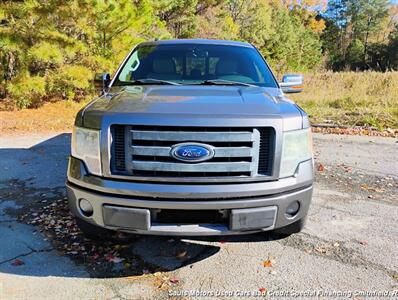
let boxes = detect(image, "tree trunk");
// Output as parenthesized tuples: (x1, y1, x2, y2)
(363, 15, 372, 70)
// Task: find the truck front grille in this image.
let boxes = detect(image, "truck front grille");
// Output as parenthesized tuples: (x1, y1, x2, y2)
(110, 125, 275, 182)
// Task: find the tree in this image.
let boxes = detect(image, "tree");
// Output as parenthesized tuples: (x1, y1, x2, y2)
(4, 0, 395, 109)
(322, 0, 391, 70)
(387, 24, 398, 69)
(0, 0, 169, 108)
(226, 0, 273, 47)
(260, 3, 323, 73)
(153, 0, 198, 38)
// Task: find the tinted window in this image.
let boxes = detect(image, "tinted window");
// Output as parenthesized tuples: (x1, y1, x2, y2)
(116, 44, 277, 87)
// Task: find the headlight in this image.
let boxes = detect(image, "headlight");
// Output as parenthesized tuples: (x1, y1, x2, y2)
(71, 126, 102, 175)
(280, 128, 313, 178)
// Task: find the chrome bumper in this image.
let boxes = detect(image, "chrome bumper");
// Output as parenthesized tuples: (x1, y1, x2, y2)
(67, 157, 313, 236)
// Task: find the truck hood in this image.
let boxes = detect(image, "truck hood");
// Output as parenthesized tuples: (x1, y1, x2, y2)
(80, 85, 306, 130)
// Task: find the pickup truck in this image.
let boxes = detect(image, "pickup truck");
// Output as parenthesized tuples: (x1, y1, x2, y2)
(66, 39, 313, 238)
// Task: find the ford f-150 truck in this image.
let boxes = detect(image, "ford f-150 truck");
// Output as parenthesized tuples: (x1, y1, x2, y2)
(66, 39, 313, 238)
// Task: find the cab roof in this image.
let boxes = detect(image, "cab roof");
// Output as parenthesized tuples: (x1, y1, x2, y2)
(138, 39, 253, 48)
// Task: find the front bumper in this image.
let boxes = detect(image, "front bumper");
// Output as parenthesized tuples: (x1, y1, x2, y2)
(67, 157, 313, 236)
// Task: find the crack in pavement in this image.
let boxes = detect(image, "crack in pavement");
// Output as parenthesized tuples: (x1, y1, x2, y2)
(0, 246, 54, 266)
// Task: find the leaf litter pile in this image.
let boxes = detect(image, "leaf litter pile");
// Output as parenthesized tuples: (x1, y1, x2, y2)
(18, 197, 165, 278)
(311, 125, 397, 138)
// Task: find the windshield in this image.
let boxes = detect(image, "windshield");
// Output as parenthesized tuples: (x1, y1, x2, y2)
(115, 43, 278, 88)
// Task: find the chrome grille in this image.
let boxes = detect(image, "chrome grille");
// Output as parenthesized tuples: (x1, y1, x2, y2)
(111, 125, 126, 172)
(110, 125, 274, 181)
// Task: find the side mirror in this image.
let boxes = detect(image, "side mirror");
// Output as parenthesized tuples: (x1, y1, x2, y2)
(94, 73, 111, 94)
(279, 74, 304, 93)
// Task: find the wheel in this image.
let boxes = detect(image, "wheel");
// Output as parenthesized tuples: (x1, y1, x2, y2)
(271, 218, 306, 239)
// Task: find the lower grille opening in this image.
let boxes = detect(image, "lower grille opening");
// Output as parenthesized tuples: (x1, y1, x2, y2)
(154, 209, 228, 224)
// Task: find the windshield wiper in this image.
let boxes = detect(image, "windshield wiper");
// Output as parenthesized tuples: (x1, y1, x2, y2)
(116, 78, 181, 86)
(196, 79, 257, 87)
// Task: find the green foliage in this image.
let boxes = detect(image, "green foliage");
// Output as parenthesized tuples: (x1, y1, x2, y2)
(323, 0, 395, 71)
(0, 0, 169, 108)
(226, 0, 273, 46)
(346, 39, 365, 66)
(8, 74, 46, 108)
(154, 0, 198, 38)
(1, 0, 396, 109)
(48, 65, 93, 101)
(29, 42, 63, 65)
(260, 6, 323, 73)
(387, 24, 398, 68)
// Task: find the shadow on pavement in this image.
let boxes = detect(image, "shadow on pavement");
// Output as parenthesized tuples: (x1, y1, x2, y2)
(0, 133, 282, 279)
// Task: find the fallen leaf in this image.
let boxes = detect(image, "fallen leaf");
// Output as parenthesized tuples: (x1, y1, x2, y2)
(361, 184, 370, 190)
(169, 277, 179, 284)
(176, 250, 187, 259)
(105, 253, 114, 262)
(259, 287, 267, 293)
(317, 164, 325, 172)
(263, 259, 273, 267)
(315, 247, 327, 253)
(110, 257, 124, 263)
(11, 259, 25, 266)
(91, 253, 100, 260)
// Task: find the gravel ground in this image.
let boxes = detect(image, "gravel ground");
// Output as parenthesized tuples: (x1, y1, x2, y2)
(0, 133, 397, 299)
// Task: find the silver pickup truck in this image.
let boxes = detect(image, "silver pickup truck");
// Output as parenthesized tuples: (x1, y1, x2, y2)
(66, 39, 313, 238)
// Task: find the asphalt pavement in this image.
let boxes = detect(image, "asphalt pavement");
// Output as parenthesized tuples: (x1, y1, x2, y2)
(0, 132, 397, 299)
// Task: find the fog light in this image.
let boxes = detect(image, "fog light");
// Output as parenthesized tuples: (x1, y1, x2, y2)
(79, 198, 93, 217)
(285, 201, 300, 218)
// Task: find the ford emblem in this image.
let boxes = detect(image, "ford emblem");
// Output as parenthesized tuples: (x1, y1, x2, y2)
(170, 143, 215, 162)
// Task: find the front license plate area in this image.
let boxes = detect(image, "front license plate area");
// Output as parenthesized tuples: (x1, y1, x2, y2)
(103, 205, 150, 230)
(230, 206, 277, 231)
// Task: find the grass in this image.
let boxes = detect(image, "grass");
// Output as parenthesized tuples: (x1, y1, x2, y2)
(1, 71, 397, 135)
(289, 71, 398, 130)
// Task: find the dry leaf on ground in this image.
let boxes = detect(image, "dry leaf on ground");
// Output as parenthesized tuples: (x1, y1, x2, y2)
(169, 277, 179, 284)
(11, 259, 25, 266)
(176, 250, 187, 258)
(263, 259, 273, 267)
